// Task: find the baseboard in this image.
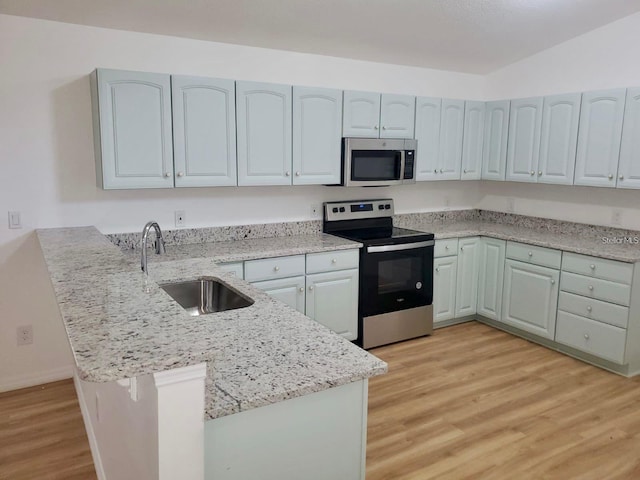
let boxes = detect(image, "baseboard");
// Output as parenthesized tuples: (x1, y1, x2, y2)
(0, 365, 73, 393)
(73, 374, 107, 480)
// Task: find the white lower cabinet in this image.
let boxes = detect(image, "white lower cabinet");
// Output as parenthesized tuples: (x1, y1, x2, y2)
(476, 238, 506, 321)
(502, 259, 560, 340)
(252, 276, 306, 314)
(433, 256, 458, 324)
(455, 237, 480, 317)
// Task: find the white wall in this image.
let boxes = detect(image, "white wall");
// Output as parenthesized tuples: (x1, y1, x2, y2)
(479, 12, 640, 230)
(0, 14, 484, 391)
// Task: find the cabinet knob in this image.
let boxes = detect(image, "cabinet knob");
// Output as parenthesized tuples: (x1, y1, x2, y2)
(590, 264, 596, 270)
(440, 168, 443, 173)
(528, 251, 533, 257)
(530, 171, 535, 176)
(584, 333, 590, 340)
(274, 266, 280, 272)
(434, 169, 438, 174)
(587, 306, 592, 312)
(382, 126, 387, 130)
(331, 258, 337, 264)
(588, 285, 594, 291)
(435, 267, 440, 272)
(164, 172, 171, 178)
(551, 279, 556, 285)
(460, 246, 464, 252)
(285, 171, 291, 177)
(299, 287, 304, 293)
(177, 172, 184, 177)
(463, 169, 467, 174)
(538, 171, 542, 176)
(619, 175, 624, 181)
(309, 285, 314, 291)
(608, 174, 614, 180)
(374, 125, 379, 130)
(445, 245, 449, 250)
(295, 172, 300, 176)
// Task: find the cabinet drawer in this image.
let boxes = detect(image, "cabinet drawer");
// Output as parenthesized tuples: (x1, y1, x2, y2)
(555, 311, 626, 364)
(306, 249, 359, 274)
(562, 252, 633, 285)
(558, 292, 629, 329)
(506, 241, 562, 269)
(244, 255, 305, 282)
(435, 238, 459, 258)
(560, 272, 631, 306)
(217, 262, 244, 279)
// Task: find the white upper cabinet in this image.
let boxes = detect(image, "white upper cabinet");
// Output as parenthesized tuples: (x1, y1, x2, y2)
(537, 93, 581, 185)
(236, 81, 292, 186)
(482, 100, 510, 181)
(171, 76, 237, 187)
(461, 101, 485, 180)
(380, 94, 416, 138)
(414, 97, 442, 181)
(574, 88, 626, 187)
(342, 91, 381, 137)
(617, 87, 640, 189)
(92, 69, 174, 189)
(506, 97, 543, 183)
(438, 99, 465, 180)
(292, 86, 343, 185)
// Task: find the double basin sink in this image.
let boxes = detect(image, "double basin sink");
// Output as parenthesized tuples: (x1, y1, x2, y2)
(160, 278, 254, 316)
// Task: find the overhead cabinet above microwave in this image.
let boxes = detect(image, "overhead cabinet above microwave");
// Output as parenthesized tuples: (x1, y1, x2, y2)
(343, 91, 415, 139)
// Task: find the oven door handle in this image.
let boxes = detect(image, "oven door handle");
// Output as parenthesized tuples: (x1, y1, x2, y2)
(367, 240, 435, 253)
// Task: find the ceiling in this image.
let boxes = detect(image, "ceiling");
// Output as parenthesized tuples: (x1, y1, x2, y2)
(2, 0, 640, 74)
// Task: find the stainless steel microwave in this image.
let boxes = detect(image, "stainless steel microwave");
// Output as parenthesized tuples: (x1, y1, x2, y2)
(341, 138, 417, 187)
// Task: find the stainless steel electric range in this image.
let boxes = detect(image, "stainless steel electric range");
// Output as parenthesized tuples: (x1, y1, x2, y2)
(323, 199, 435, 349)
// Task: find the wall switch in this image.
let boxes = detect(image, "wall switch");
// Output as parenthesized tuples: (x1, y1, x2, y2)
(310, 204, 321, 219)
(8, 211, 21, 229)
(611, 210, 622, 226)
(17, 325, 33, 346)
(174, 210, 186, 228)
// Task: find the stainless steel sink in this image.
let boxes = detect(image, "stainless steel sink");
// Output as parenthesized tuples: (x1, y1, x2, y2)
(160, 278, 254, 316)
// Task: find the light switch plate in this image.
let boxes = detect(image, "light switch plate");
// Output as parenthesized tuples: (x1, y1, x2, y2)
(8, 211, 21, 229)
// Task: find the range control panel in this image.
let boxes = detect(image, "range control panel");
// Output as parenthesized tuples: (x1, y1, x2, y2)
(324, 199, 394, 222)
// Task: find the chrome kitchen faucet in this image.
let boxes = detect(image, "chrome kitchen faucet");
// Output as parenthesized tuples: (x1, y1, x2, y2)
(141, 221, 166, 275)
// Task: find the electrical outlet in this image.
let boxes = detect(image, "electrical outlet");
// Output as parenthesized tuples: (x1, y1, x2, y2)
(443, 197, 451, 210)
(507, 198, 515, 213)
(611, 210, 622, 226)
(8, 211, 22, 229)
(310, 204, 321, 219)
(174, 210, 186, 228)
(17, 325, 33, 346)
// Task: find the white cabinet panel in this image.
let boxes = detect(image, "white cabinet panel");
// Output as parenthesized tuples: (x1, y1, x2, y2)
(171, 75, 237, 187)
(236, 81, 292, 186)
(556, 311, 626, 364)
(538, 93, 581, 185)
(502, 259, 559, 340)
(477, 237, 506, 321)
(455, 237, 480, 317)
(618, 87, 640, 189)
(434, 256, 458, 324)
(252, 276, 306, 314)
(482, 100, 510, 181)
(461, 101, 485, 180)
(438, 99, 465, 180)
(380, 94, 415, 138)
(574, 88, 626, 187)
(306, 269, 359, 341)
(414, 97, 442, 181)
(292, 86, 342, 185)
(506, 97, 543, 183)
(92, 69, 174, 189)
(342, 91, 381, 138)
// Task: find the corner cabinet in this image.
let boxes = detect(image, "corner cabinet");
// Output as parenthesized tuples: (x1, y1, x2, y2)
(461, 101, 485, 180)
(292, 86, 342, 185)
(91, 69, 174, 189)
(455, 237, 480, 317)
(617, 87, 640, 189)
(414, 97, 442, 181)
(236, 81, 292, 186)
(171, 75, 237, 187)
(506, 97, 543, 183)
(574, 89, 626, 187)
(481, 100, 510, 181)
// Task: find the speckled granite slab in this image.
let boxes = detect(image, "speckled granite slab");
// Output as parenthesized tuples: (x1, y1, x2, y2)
(394, 211, 640, 262)
(36, 227, 386, 420)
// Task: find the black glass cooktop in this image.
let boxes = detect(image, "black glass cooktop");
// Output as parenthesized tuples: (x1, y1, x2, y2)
(333, 226, 434, 245)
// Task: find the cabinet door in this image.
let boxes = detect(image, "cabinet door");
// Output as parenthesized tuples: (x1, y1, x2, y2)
(433, 256, 458, 324)
(306, 269, 358, 341)
(414, 97, 442, 181)
(251, 276, 305, 314)
(171, 76, 237, 187)
(292, 86, 342, 185)
(502, 259, 559, 340)
(93, 69, 174, 189)
(380, 94, 415, 138)
(342, 91, 381, 138)
(574, 88, 626, 187)
(236, 81, 292, 186)
(482, 100, 510, 181)
(455, 237, 480, 317)
(538, 93, 581, 185)
(438, 99, 465, 180)
(618, 87, 640, 189)
(477, 238, 506, 321)
(506, 97, 543, 183)
(461, 101, 485, 180)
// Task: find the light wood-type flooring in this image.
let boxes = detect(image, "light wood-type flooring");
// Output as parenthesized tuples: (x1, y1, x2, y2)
(367, 322, 640, 479)
(3, 321, 640, 479)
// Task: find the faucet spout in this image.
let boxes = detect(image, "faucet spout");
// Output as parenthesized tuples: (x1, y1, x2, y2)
(141, 221, 166, 274)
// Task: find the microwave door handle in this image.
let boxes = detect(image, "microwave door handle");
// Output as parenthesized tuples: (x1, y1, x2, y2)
(367, 240, 435, 253)
(399, 150, 405, 181)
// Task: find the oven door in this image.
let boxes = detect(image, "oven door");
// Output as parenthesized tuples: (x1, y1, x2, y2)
(360, 241, 434, 318)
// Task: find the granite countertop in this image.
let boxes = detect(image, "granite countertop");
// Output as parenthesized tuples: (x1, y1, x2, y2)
(395, 217, 640, 263)
(36, 227, 385, 420)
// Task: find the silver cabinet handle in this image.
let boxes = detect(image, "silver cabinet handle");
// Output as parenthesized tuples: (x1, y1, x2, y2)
(538, 171, 542, 176)
(295, 172, 300, 176)
(434, 169, 438, 173)
(551, 279, 556, 285)
(309, 285, 314, 291)
(367, 240, 435, 253)
(528, 251, 533, 257)
(435, 267, 440, 272)
(274, 266, 280, 272)
(374, 125, 379, 130)
(584, 333, 590, 340)
(588, 285, 594, 291)
(299, 287, 304, 293)
(382, 126, 387, 130)
(445, 245, 449, 250)
(164, 172, 171, 178)
(463, 169, 467, 174)
(530, 171, 535, 176)
(440, 168, 443, 173)
(608, 174, 614, 180)
(285, 171, 291, 177)
(587, 306, 592, 312)
(590, 264, 595, 270)
(177, 172, 184, 177)
(460, 246, 464, 252)
(619, 175, 624, 181)
(331, 258, 337, 264)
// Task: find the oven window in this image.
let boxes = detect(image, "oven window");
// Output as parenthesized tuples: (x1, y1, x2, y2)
(378, 256, 422, 295)
(351, 150, 401, 181)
